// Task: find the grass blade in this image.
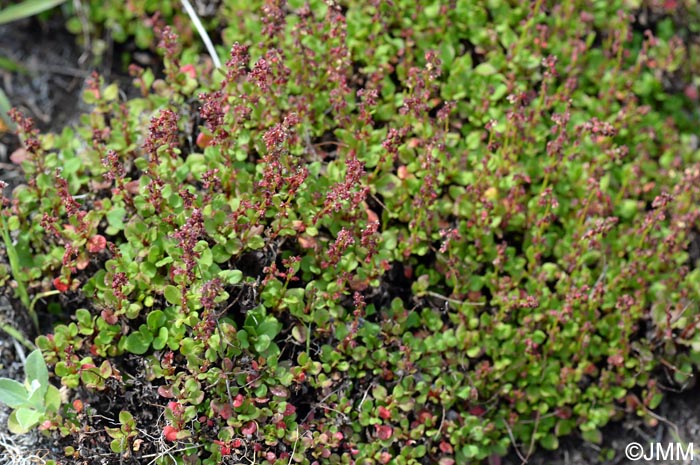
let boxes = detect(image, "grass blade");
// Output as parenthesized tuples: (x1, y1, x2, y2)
(0, 0, 67, 26)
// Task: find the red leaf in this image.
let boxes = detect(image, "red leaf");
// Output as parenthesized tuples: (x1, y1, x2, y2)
(163, 425, 179, 441)
(378, 406, 391, 420)
(87, 234, 107, 253)
(196, 132, 212, 149)
(9, 148, 30, 164)
(375, 424, 393, 440)
(157, 386, 174, 398)
(439, 441, 453, 453)
(53, 277, 69, 292)
(180, 64, 196, 78)
(212, 400, 232, 419)
(241, 421, 257, 436)
(72, 399, 84, 413)
(101, 309, 118, 325)
(283, 403, 296, 416)
(233, 393, 244, 408)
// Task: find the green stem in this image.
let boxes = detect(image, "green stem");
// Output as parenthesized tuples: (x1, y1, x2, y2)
(0, 321, 35, 350)
(0, 213, 34, 329)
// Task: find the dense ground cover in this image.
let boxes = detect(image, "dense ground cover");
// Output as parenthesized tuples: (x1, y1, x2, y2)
(1, 0, 700, 464)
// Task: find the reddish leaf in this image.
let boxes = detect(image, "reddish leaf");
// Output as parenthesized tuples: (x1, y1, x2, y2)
(242, 421, 257, 436)
(163, 425, 179, 441)
(9, 148, 30, 164)
(375, 424, 393, 440)
(196, 132, 212, 149)
(100, 309, 118, 325)
(270, 385, 289, 397)
(283, 403, 296, 416)
(180, 64, 196, 78)
(211, 399, 232, 419)
(378, 406, 391, 420)
(157, 386, 174, 398)
(53, 277, 69, 292)
(87, 234, 107, 253)
(72, 399, 84, 413)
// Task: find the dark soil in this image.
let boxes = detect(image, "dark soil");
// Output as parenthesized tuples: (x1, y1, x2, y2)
(1, 11, 700, 465)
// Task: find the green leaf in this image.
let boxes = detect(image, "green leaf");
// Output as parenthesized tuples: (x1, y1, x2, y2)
(124, 331, 153, 355)
(540, 434, 559, 450)
(254, 334, 271, 353)
(581, 427, 603, 444)
(153, 327, 168, 350)
(164, 285, 182, 305)
(247, 235, 265, 250)
(105, 207, 126, 231)
(147, 310, 166, 331)
(44, 385, 61, 412)
(257, 317, 282, 340)
(103, 83, 119, 101)
(76, 308, 93, 328)
(0, 86, 15, 132)
(11, 407, 43, 433)
(218, 269, 243, 284)
(155, 257, 173, 267)
(0, 0, 68, 26)
(0, 378, 29, 408)
(474, 63, 497, 76)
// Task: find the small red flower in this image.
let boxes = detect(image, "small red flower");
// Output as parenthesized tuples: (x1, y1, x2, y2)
(53, 277, 69, 292)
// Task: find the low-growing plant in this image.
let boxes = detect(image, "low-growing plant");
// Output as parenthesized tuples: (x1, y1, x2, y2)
(1, 0, 700, 464)
(0, 349, 61, 434)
